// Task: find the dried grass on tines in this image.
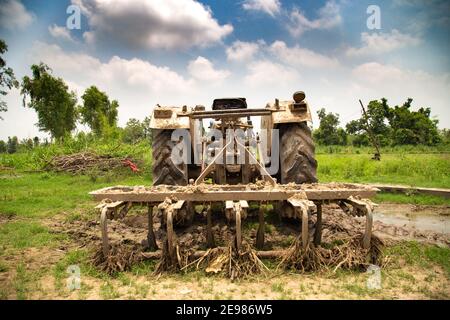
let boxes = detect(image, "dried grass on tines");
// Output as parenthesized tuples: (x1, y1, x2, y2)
(154, 239, 191, 274)
(92, 243, 143, 274)
(277, 234, 384, 273)
(186, 241, 268, 280)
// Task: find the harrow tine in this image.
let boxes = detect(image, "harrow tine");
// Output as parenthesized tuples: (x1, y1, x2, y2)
(225, 201, 247, 252)
(100, 206, 110, 256)
(147, 205, 158, 251)
(343, 197, 376, 249)
(301, 206, 309, 250)
(235, 205, 242, 252)
(166, 206, 175, 258)
(363, 205, 373, 249)
(288, 198, 316, 250)
(256, 204, 265, 249)
(313, 203, 322, 246)
(206, 205, 215, 248)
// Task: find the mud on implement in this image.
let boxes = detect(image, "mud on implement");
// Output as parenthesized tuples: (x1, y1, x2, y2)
(89, 91, 380, 274)
(91, 183, 378, 257)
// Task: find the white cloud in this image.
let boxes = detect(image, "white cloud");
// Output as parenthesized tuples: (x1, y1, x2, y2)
(48, 24, 76, 42)
(0, 0, 33, 30)
(346, 29, 421, 57)
(269, 41, 339, 68)
(188, 56, 230, 82)
(242, 0, 281, 16)
(73, 0, 233, 50)
(28, 42, 196, 126)
(352, 62, 406, 84)
(288, 0, 341, 37)
(350, 61, 450, 124)
(226, 41, 261, 62)
(244, 60, 298, 87)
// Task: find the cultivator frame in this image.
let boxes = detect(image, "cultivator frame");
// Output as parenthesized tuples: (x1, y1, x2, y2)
(90, 91, 379, 263)
(91, 183, 378, 259)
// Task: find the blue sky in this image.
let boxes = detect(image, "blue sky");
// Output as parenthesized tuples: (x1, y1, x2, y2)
(0, 0, 449, 140)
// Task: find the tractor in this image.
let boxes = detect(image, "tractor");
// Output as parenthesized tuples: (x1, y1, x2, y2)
(91, 91, 377, 264)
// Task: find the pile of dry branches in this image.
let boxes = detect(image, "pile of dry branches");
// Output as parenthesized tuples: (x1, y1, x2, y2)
(44, 152, 130, 174)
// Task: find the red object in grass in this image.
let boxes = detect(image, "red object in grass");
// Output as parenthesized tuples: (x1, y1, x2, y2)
(122, 159, 139, 172)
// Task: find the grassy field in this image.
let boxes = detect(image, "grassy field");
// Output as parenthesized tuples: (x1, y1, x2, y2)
(0, 172, 147, 219)
(0, 148, 449, 300)
(317, 153, 450, 189)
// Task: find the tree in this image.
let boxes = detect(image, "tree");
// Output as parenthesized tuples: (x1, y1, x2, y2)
(346, 98, 441, 146)
(440, 129, 450, 145)
(21, 63, 78, 140)
(0, 39, 19, 120)
(7, 136, 18, 154)
(385, 98, 440, 145)
(123, 118, 145, 143)
(33, 136, 40, 147)
(0, 140, 6, 153)
(313, 108, 347, 145)
(79, 86, 118, 136)
(346, 99, 391, 146)
(22, 138, 33, 150)
(142, 116, 152, 140)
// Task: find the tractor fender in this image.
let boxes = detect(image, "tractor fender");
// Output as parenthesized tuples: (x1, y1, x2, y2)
(150, 106, 190, 130)
(269, 100, 312, 125)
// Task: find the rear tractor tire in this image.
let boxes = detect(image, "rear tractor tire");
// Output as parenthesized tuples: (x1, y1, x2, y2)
(279, 123, 318, 184)
(152, 129, 188, 186)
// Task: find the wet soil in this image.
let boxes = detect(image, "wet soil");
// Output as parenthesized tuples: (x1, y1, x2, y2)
(375, 203, 450, 235)
(51, 203, 449, 255)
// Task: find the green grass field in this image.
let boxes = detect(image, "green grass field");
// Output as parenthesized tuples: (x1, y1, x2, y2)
(317, 153, 450, 188)
(0, 148, 449, 300)
(1, 150, 449, 218)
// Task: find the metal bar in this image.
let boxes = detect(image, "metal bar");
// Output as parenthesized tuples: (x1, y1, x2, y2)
(147, 205, 158, 251)
(363, 206, 373, 249)
(92, 183, 377, 192)
(370, 184, 450, 199)
(343, 196, 375, 248)
(166, 207, 175, 259)
(91, 188, 378, 202)
(302, 208, 309, 249)
(235, 204, 242, 252)
(95, 201, 124, 210)
(256, 205, 265, 249)
(100, 207, 109, 256)
(235, 137, 276, 186)
(190, 108, 272, 119)
(206, 206, 215, 248)
(194, 139, 233, 185)
(313, 203, 322, 246)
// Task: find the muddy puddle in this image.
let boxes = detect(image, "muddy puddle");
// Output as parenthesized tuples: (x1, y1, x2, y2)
(374, 204, 450, 235)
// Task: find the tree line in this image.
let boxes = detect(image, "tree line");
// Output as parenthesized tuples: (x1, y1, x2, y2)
(0, 39, 152, 153)
(313, 98, 448, 147)
(1, 38, 448, 153)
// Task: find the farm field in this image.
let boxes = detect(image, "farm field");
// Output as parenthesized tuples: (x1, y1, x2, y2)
(0, 151, 449, 300)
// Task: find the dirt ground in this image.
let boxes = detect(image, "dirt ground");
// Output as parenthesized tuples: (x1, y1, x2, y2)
(0, 203, 449, 300)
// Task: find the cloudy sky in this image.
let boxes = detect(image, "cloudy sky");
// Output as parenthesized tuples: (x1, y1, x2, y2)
(0, 0, 449, 140)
